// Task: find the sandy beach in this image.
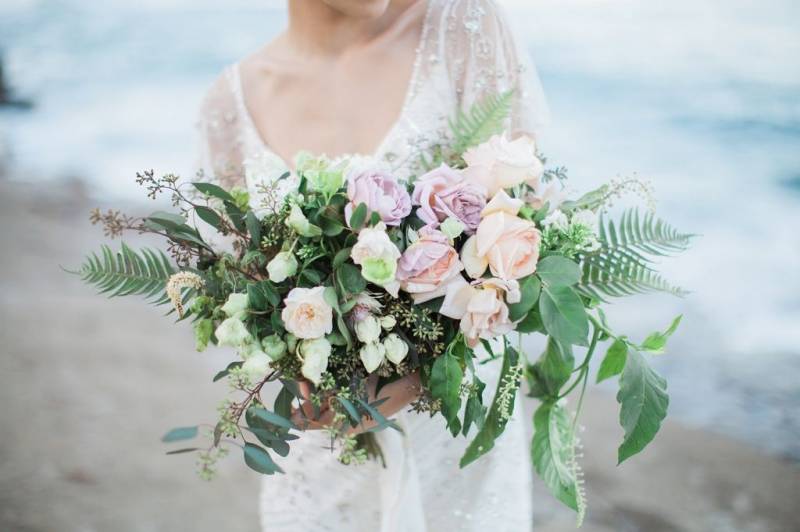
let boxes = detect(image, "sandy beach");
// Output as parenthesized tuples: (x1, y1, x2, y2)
(0, 177, 798, 532)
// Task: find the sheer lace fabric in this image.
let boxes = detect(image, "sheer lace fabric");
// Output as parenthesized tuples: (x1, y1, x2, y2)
(195, 1, 547, 530)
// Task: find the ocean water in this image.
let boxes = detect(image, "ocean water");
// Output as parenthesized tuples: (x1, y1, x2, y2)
(1, 0, 799, 458)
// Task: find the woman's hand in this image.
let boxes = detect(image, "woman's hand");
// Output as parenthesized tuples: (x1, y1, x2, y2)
(290, 371, 421, 433)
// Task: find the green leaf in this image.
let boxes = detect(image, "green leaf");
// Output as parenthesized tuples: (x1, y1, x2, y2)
(430, 348, 464, 436)
(243, 443, 284, 475)
(332, 247, 352, 269)
(165, 447, 199, 455)
(639, 315, 682, 354)
(536, 256, 582, 287)
(539, 285, 590, 346)
(161, 426, 198, 443)
(531, 402, 583, 513)
(250, 407, 297, 431)
(245, 211, 262, 246)
(528, 337, 574, 398)
(577, 209, 694, 301)
(274, 386, 294, 420)
(193, 182, 235, 202)
(516, 308, 545, 333)
(349, 203, 368, 231)
(460, 341, 521, 467)
(72, 244, 176, 304)
(356, 398, 402, 433)
(450, 90, 514, 153)
(508, 275, 541, 321)
(337, 397, 362, 426)
(337, 263, 367, 294)
(617, 349, 669, 463)
(596, 338, 628, 383)
(462, 376, 487, 437)
(194, 206, 223, 230)
(213, 361, 243, 382)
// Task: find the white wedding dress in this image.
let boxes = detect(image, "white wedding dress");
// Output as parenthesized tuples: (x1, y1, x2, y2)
(195, 1, 548, 530)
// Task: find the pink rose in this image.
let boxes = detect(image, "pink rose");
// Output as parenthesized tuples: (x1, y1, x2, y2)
(461, 191, 542, 280)
(463, 133, 544, 197)
(411, 164, 487, 234)
(345, 168, 411, 227)
(439, 277, 521, 347)
(397, 227, 464, 303)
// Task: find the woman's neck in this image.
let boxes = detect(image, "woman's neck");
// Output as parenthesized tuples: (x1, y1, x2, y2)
(286, 0, 415, 57)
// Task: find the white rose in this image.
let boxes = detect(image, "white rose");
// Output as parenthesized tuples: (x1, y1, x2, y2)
(542, 209, 569, 231)
(463, 133, 544, 197)
(241, 351, 271, 380)
(221, 293, 249, 319)
(281, 286, 334, 339)
(267, 251, 298, 283)
(298, 337, 331, 385)
(380, 315, 396, 331)
(359, 342, 386, 373)
(383, 334, 409, 365)
(215, 317, 251, 348)
(355, 315, 382, 344)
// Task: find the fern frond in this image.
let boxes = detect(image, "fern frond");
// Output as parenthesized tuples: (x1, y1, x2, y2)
(578, 209, 694, 300)
(74, 243, 176, 304)
(449, 90, 514, 153)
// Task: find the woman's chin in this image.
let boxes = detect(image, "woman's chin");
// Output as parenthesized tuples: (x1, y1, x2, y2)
(321, 0, 393, 19)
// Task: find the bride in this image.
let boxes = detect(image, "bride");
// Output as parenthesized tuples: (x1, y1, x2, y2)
(196, 0, 548, 530)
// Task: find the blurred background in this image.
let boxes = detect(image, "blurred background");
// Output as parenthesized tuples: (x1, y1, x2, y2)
(1, 0, 798, 531)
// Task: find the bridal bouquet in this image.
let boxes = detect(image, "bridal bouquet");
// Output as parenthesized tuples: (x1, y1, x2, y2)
(74, 92, 692, 522)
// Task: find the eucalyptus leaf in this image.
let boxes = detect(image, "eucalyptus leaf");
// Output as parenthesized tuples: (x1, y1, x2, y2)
(193, 182, 235, 202)
(250, 407, 297, 431)
(337, 263, 367, 294)
(161, 426, 198, 443)
(243, 443, 284, 475)
(245, 211, 262, 246)
(213, 361, 243, 382)
(194, 206, 223, 230)
(349, 203, 368, 231)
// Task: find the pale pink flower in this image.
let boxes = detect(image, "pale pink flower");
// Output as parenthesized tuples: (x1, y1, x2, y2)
(461, 191, 542, 280)
(411, 164, 487, 234)
(439, 277, 521, 347)
(463, 133, 544, 197)
(397, 227, 464, 303)
(345, 168, 411, 227)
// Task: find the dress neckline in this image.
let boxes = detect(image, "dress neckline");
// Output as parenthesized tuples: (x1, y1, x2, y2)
(231, 0, 434, 170)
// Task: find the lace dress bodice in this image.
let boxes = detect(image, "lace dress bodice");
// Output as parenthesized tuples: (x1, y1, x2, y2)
(195, 1, 547, 530)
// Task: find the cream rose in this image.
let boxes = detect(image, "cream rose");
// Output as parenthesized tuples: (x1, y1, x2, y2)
(461, 191, 542, 280)
(439, 277, 521, 347)
(281, 286, 334, 339)
(462, 133, 544, 197)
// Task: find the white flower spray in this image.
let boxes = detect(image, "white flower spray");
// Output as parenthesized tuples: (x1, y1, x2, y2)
(166, 271, 204, 318)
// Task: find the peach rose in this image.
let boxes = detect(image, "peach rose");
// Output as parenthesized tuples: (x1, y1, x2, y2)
(281, 286, 333, 339)
(439, 277, 521, 347)
(461, 191, 542, 280)
(396, 227, 464, 303)
(462, 133, 544, 197)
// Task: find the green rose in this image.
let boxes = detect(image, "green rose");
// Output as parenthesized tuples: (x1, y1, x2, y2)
(298, 337, 331, 385)
(361, 257, 397, 286)
(194, 318, 213, 352)
(229, 187, 250, 211)
(261, 334, 288, 361)
(221, 293, 249, 319)
(285, 204, 322, 238)
(215, 317, 251, 348)
(266, 251, 298, 283)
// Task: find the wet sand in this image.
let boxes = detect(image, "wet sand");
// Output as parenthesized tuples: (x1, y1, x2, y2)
(0, 178, 797, 532)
